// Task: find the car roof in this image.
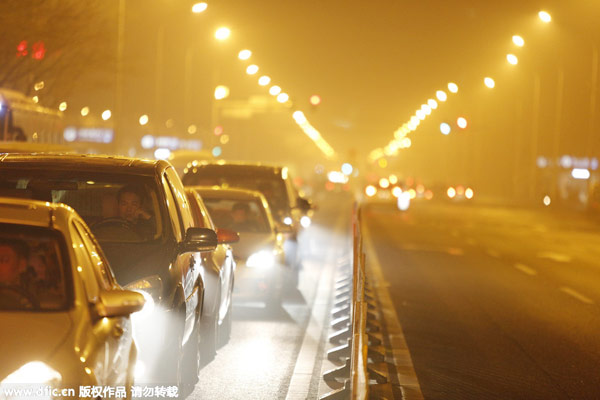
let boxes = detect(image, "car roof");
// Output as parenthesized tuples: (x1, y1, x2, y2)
(189, 186, 267, 202)
(0, 196, 76, 228)
(183, 160, 285, 175)
(0, 153, 166, 175)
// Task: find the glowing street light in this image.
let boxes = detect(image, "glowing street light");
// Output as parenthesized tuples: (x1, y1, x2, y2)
(484, 77, 495, 88)
(506, 54, 518, 65)
(139, 114, 149, 126)
(238, 49, 251, 60)
(215, 27, 231, 41)
(428, 99, 438, 109)
(269, 85, 281, 96)
(214, 85, 230, 100)
(448, 82, 458, 93)
(436, 90, 447, 102)
(246, 64, 259, 75)
(512, 35, 525, 47)
(81, 107, 89, 116)
(102, 110, 112, 121)
(191, 2, 207, 13)
(440, 122, 451, 135)
(58, 102, 67, 112)
(258, 76, 271, 86)
(538, 11, 552, 23)
(457, 117, 468, 129)
(276, 93, 289, 103)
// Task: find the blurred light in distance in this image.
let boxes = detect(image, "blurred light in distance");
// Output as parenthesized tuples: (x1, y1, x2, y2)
(428, 99, 438, 109)
(58, 102, 67, 111)
(277, 93, 289, 103)
(258, 76, 271, 86)
(32, 96, 39, 103)
(341, 163, 353, 175)
(269, 85, 281, 96)
(440, 122, 451, 135)
(408, 189, 417, 199)
(214, 85, 230, 100)
(506, 54, 518, 65)
(34, 81, 44, 91)
(456, 185, 465, 196)
(484, 77, 495, 88)
(102, 110, 111, 120)
(292, 110, 307, 124)
(300, 216, 311, 228)
(188, 125, 197, 134)
(543, 195, 551, 206)
(81, 106, 89, 116)
(379, 178, 390, 188)
(192, 2, 207, 13)
(512, 35, 525, 47)
(392, 186, 402, 197)
(416, 184, 425, 194)
(165, 119, 174, 128)
(436, 90, 447, 102)
(389, 174, 398, 185)
(215, 27, 231, 40)
(310, 95, 321, 106)
(424, 190, 433, 200)
(378, 158, 388, 168)
(139, 115, 149, 126)
(457, 117, 467, 129)
(238, 49, 251, 60)
(447, 187, 456, 198)
(448, 82, 458, 93)
(328, 171, 348, 184)
(465, 187, 474, 199)
(246, 64, 259, 75)
(141, 135, 154, 149)
(422, 104, 432, 115)
(283, 217, 293, 226)
(397, 192, 410, 211)
(539, 11, 551, 23)
(572, 168, 591, 180)
(325, 181, 335, 191)
(154, 148, 171, 160)
(416, 109, 426, 120)
(212, 146, 222, 157)
(214, 125, 224, 136)
(220, 134, 229, 144)
(365, 185, 377, 197)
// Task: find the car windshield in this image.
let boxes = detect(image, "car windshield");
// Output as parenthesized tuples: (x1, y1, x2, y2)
(0, 224, 71, 312)
(183, 167, 290, 217)
(203, 197, 271, 234)
(0, 169, 163, 243)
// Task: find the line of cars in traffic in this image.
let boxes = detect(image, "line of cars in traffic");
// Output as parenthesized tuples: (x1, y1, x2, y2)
(0, 153, 314, 398)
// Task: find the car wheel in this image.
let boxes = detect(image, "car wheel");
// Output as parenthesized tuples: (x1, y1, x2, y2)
(182, 298, 202, 392)
(218, 297, 233, 347)
(200, 288, 219, 365)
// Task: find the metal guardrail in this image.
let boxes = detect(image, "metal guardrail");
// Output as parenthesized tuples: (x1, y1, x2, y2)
(321, 203, 392, 400)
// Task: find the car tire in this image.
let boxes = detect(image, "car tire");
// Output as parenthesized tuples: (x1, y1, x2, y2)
(182, 293, 202, 392)
(218, 297, 233, 347)
(200, 288, 219, 365)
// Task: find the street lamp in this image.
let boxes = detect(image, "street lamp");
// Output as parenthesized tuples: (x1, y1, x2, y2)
(238, 49, 251, 60)
(448, 82, 458, 93)
(506, 54, 518, 65)
(102, 110, 112, 121)
(246, 65, 259, 75)
(484, 77, 495, 88)
(215, 27, 231, 41)
(276, 93, 289, 103)
(214, 85, 230, 100)
(191, 2, 207, 13)
(436, 90, 447, 102)
(538, 11, 551, 23)
(258, 76, 271, 86)
(512, 35, 525, 47)
(269, 85, 281, 96)
(139, 114, 149, 126)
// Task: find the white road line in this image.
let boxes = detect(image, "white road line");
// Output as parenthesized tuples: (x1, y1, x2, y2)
(559, 287, 594, 305)
(363, 222, 425, 400)
(514, 263, 537, 276)
(537, 251, 572, 263)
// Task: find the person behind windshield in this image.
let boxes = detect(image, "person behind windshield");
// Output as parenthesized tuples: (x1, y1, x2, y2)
(0, 240, 28, 287)
(117, 185, 154, 239)
(231, 202, 257, 232)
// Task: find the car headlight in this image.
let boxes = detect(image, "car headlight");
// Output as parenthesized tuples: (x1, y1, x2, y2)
(1, 361, 62, 386)
(246, 250, 276, 268)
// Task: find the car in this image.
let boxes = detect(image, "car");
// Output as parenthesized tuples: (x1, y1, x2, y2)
(182, 161, 313, 284)
(190, 186, 288, 307)
(0, 153, 218, 391)
(185, 188, 237, 363)
(0, 197, 145, 396)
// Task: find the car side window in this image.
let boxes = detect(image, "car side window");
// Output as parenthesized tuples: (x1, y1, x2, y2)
(73, 219, 113, 291)
(69, 222, 100, 303)
(162, 173, 184, 242)
(165, 167, 195, 232)
(185, 191, 205, 228)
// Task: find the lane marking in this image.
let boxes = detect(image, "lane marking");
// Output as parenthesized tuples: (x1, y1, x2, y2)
(537, 252, 572, 263)
(514, 263, 537, 276)
(362, 221, 425, 400)
(559, 287, 594, 305)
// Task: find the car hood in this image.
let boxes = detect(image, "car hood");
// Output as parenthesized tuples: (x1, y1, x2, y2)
(232, 232, 276, 260)
(0, 312, 72, 381)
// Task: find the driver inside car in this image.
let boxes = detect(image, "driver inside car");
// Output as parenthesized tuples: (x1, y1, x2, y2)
(116, 185, 155, 239)
(0, 240, 27, 287)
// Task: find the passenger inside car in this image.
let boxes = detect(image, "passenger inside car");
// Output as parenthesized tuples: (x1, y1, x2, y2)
(0, 239, 28, 287)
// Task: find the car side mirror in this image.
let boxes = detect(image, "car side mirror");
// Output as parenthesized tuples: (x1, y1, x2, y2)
(96, 290, 145, 318)
(217, 228, 240, 244)
(181, 227, 218, 253)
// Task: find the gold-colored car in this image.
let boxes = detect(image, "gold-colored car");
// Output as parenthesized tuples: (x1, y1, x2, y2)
(0, 197, 144, 396)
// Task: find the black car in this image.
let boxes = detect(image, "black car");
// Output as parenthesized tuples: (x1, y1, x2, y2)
(0, 153, 217, 390)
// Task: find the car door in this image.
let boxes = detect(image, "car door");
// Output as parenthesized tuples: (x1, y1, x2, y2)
(70, 218, 133, 386)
